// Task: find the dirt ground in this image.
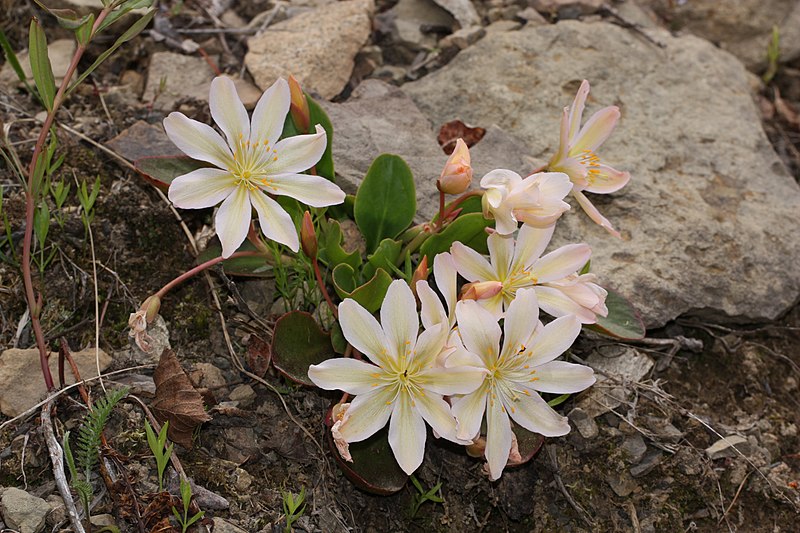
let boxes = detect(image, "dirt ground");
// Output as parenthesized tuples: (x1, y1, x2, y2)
(1, 1, 800, 532)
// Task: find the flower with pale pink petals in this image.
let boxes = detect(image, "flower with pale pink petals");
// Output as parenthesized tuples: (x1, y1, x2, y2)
(450, 225, 608, 323)
(547, 80, 630, 237)
(447, 289, 595, 480)
(437, 138, 472, 195)
(308, 280, 486, 475)
(164, 76, 345, 257)
(480, 170, 572, 235)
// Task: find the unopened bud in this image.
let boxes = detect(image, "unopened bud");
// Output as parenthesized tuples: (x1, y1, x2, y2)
(288, 75, 311, 132)
(461, 280, 503, 301)
(141, 295, 162, 323)
(410, 256, 429, 296)
(301, 211, 318, 259)
(437, 138, 472, 195)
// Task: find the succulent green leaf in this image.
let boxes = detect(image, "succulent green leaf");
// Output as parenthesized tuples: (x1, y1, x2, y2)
(134, 155, 210, 191)
(362, 238, 402, 280)
(318, 218, 361, 271)
(28, 18, 56, 111)
(306, 94, 335, 181)
(354, 154, 416, 253)
(420, 212, 491, 263)
(587, 287, 646, 340)
(511, 423, 546, 465)
(272, 311, 336, 386)
(331, 264, 392, 314)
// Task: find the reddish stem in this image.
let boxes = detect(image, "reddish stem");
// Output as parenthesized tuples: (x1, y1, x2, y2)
(439, 190, 483, 223)
(154, 251, 264, 299)
(312, 257, 338, 319)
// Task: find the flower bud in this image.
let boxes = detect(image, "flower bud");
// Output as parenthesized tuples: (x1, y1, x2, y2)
(301, 211, 317, 259)
(141, 294, 161, 323)
(437, 138, 472, 195)
(410, 256, 429, 297)
(288, 75, 311, 133)
(461, 280, 503, 301)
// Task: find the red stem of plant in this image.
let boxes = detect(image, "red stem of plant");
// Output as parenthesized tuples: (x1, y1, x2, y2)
(439, 190, 483, 223)
(154, 251, 263, 299)
(21, 8, 113, 391)
(312, 257, 338, 319)
(436, 191, 446, 230)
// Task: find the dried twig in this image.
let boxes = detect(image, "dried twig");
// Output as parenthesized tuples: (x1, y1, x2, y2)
(546, 445, 595, 528)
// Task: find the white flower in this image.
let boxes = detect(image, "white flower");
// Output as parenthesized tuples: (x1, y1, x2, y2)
(448, 289, 595, 480)
(450, 225, 608, 323)
(164, 76, 345, 257)
(480, 170, 572, 235)
(308, 280, 486, 475)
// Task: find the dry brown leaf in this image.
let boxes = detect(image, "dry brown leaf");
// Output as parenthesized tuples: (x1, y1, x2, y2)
(151, 349, 212, 449)
(437, 119, 486, 154)
(246, 334, 271, 378)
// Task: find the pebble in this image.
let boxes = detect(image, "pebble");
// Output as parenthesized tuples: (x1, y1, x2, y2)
(229, 384, 256, 408)
(620, 434, 648, 465)
(606, 471, 638, 497)
(568, 407, 599, 439)
(630, 451, 663, 478)
(705, 435, 751, 460)
(213, 517, 248, 533)
(1, 488, 50, 533)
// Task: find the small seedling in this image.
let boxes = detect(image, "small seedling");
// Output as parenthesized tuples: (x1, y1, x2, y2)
(144, 420, 173, 492)
(763, 25, 781, 84)
(172, 477, 205, 533)
(408, 475, 444, 519)
(282, 486, 306, 533)
(77, 175, 101, 231)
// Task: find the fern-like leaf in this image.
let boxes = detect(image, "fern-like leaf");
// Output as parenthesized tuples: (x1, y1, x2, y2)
(76, 387, 129, 479)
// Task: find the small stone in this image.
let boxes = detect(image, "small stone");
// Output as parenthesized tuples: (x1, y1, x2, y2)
(630, 451, 663, 478)
(431, 0, 480, 28)
(229, 384, 256, 407)
(90, 514, 116, 527)
(606, 471, 638, 497)
(231, 77, 262, 109)
(485, 20, 522, 33)
(643, 417, 684, 444)
(705, 435, 751, 460)
(378, 0, 455, 52)
(44, 495, 65, 527)
(0, 39, 76, 88)
(574, 347, 654, 418)
(233, 468, 254, 492)
(517, 7, 548, 24)
(190, 363, 227, 389)
(213, 517, 248, 533)
(621, 434, 647, 464)
(106, 121, 184, 162)
(439, 26, 486, 50)
(1, 488, 50, 533)
(568, 407, 599, 439)
(143, 52, 215, 110)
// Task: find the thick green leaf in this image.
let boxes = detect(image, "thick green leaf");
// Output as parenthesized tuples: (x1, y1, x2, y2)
(318, 219, 361, 270)
(362, 238, 401, 280)
(28, 18, 56, 111)
(197, 240, 272, 278)
(326, 408, 407, 495)
(354, 154, 416, 253)
(332, 264, 392, 314)
(330, 321, 348, 355)
(271, 311, 335, 386)
(306, 95, 334, 181)
(420, 212, 491, 263)
(587, 287, 646, 340)
(134, 155, 209, 190)
(68, 9, 155, 96)
(74, 14, 95, 46)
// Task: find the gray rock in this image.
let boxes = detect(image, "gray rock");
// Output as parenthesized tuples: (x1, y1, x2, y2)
(404, 20, 800, 327)
(0, 348, 112, 417)
(606, 471, 638, 497)
(643, 417, 684, 444)
(378, 0, 455, 52)
(106, 121, 184, 162)
(143, 52, 215, 111)
(1, 488, 49, 533)
(246, 0, 374, 100)
(630, 450, 663, 478)
(568, 407, 599, 439)
(213, 517, 248, 533)
(228, 384, 256, 407)
(705, 435, 751, 460)
(621, 433, 648, 464)
(431, 0, 480, 28)
(127, 314, 171, 365)
(439, 25, 486, 50)
(0, 39, 76, 88)
(576, 346, 654, 418)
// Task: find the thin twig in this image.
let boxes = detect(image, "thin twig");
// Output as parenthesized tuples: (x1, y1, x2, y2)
(546, 445, 595, 528)
(41, 400, 87, 533)
(719, 470, 753, 525)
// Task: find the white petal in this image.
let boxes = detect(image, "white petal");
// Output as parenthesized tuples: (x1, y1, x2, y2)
(487, 232, 514, 280)
(269, 125, 327, 174)
(480, 168, 522, 194)
(511, 224, 554, 272)
(527, 314, 582, 367)
(417, 281, 447, 330)
(381, 280, 419, 361)
(209, 76, 250, 148)
(388, 393, 426, 475)
(584, 163, 631, 194)
(492, 205, 519, 235)
(410, 323, 448, 370)
(507, 388, 570, 437)
(307, 358, 388, 395)
(502, 288, 539, 356)
(266, 173, 345, 207)
(215, 186, 251, 258)
(485, 393, 513, 480)
(572, 190, 620, 238)
(249, 189, 299, 251)
(451, 384, 488, 441)
(433, 252, 458, 322)
(534, 286, 598, 323)
(250, 78, 290, 146)
(529, 361, 595, 394)
(533, 244, 591, 283)
(338, 387, 395, 442)
(168, 168, 235, 209)
(455, 300, 501, 367)
(572, 106, 620, 154)
(163, 112, 233, 169)
(419, 366, 486, 396)
(451, 242, 496, 282)
(530, 172, 574, 202)
(414, 393, 458, 443)
(568, 80, 590, 143)
(338, 299, 391, 368)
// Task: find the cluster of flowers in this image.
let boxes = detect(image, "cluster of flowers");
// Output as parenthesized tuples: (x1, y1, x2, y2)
(160, 75, 629, 479)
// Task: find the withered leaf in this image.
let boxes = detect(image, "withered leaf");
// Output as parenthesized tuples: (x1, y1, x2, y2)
(437, 119, 486, 154)
(246, 334, 271, 378)
(151, 349, 212, 449)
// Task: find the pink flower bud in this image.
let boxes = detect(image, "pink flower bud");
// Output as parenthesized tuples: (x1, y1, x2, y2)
(300, 211, 317, 259)
(288, 75, 311, 133)
(437, 138, 472, 195)
(461, 280, 503, 301)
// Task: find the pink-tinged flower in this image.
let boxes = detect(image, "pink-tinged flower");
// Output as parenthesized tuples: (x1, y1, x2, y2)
(308, 280, 485, 475)
(437, 138, 472, 195)
(164, 76, 345, 257)
(448, 289, 595, 480)
(480, 170, 572, 235)
(547, 80, 630, 237)
(450, 224, 608, 323)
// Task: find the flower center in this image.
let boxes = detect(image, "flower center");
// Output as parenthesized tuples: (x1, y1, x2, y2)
(230, 133, 279, 191)
(578, 149, 604, 185)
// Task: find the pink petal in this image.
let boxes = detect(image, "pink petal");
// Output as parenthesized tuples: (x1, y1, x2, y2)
(584, 163, 631, 194)
(571, 106, 620, 154)
(571, 189, 621, 238)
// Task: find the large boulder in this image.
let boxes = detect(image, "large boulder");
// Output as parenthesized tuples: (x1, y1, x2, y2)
(403, 20, 800, 327)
